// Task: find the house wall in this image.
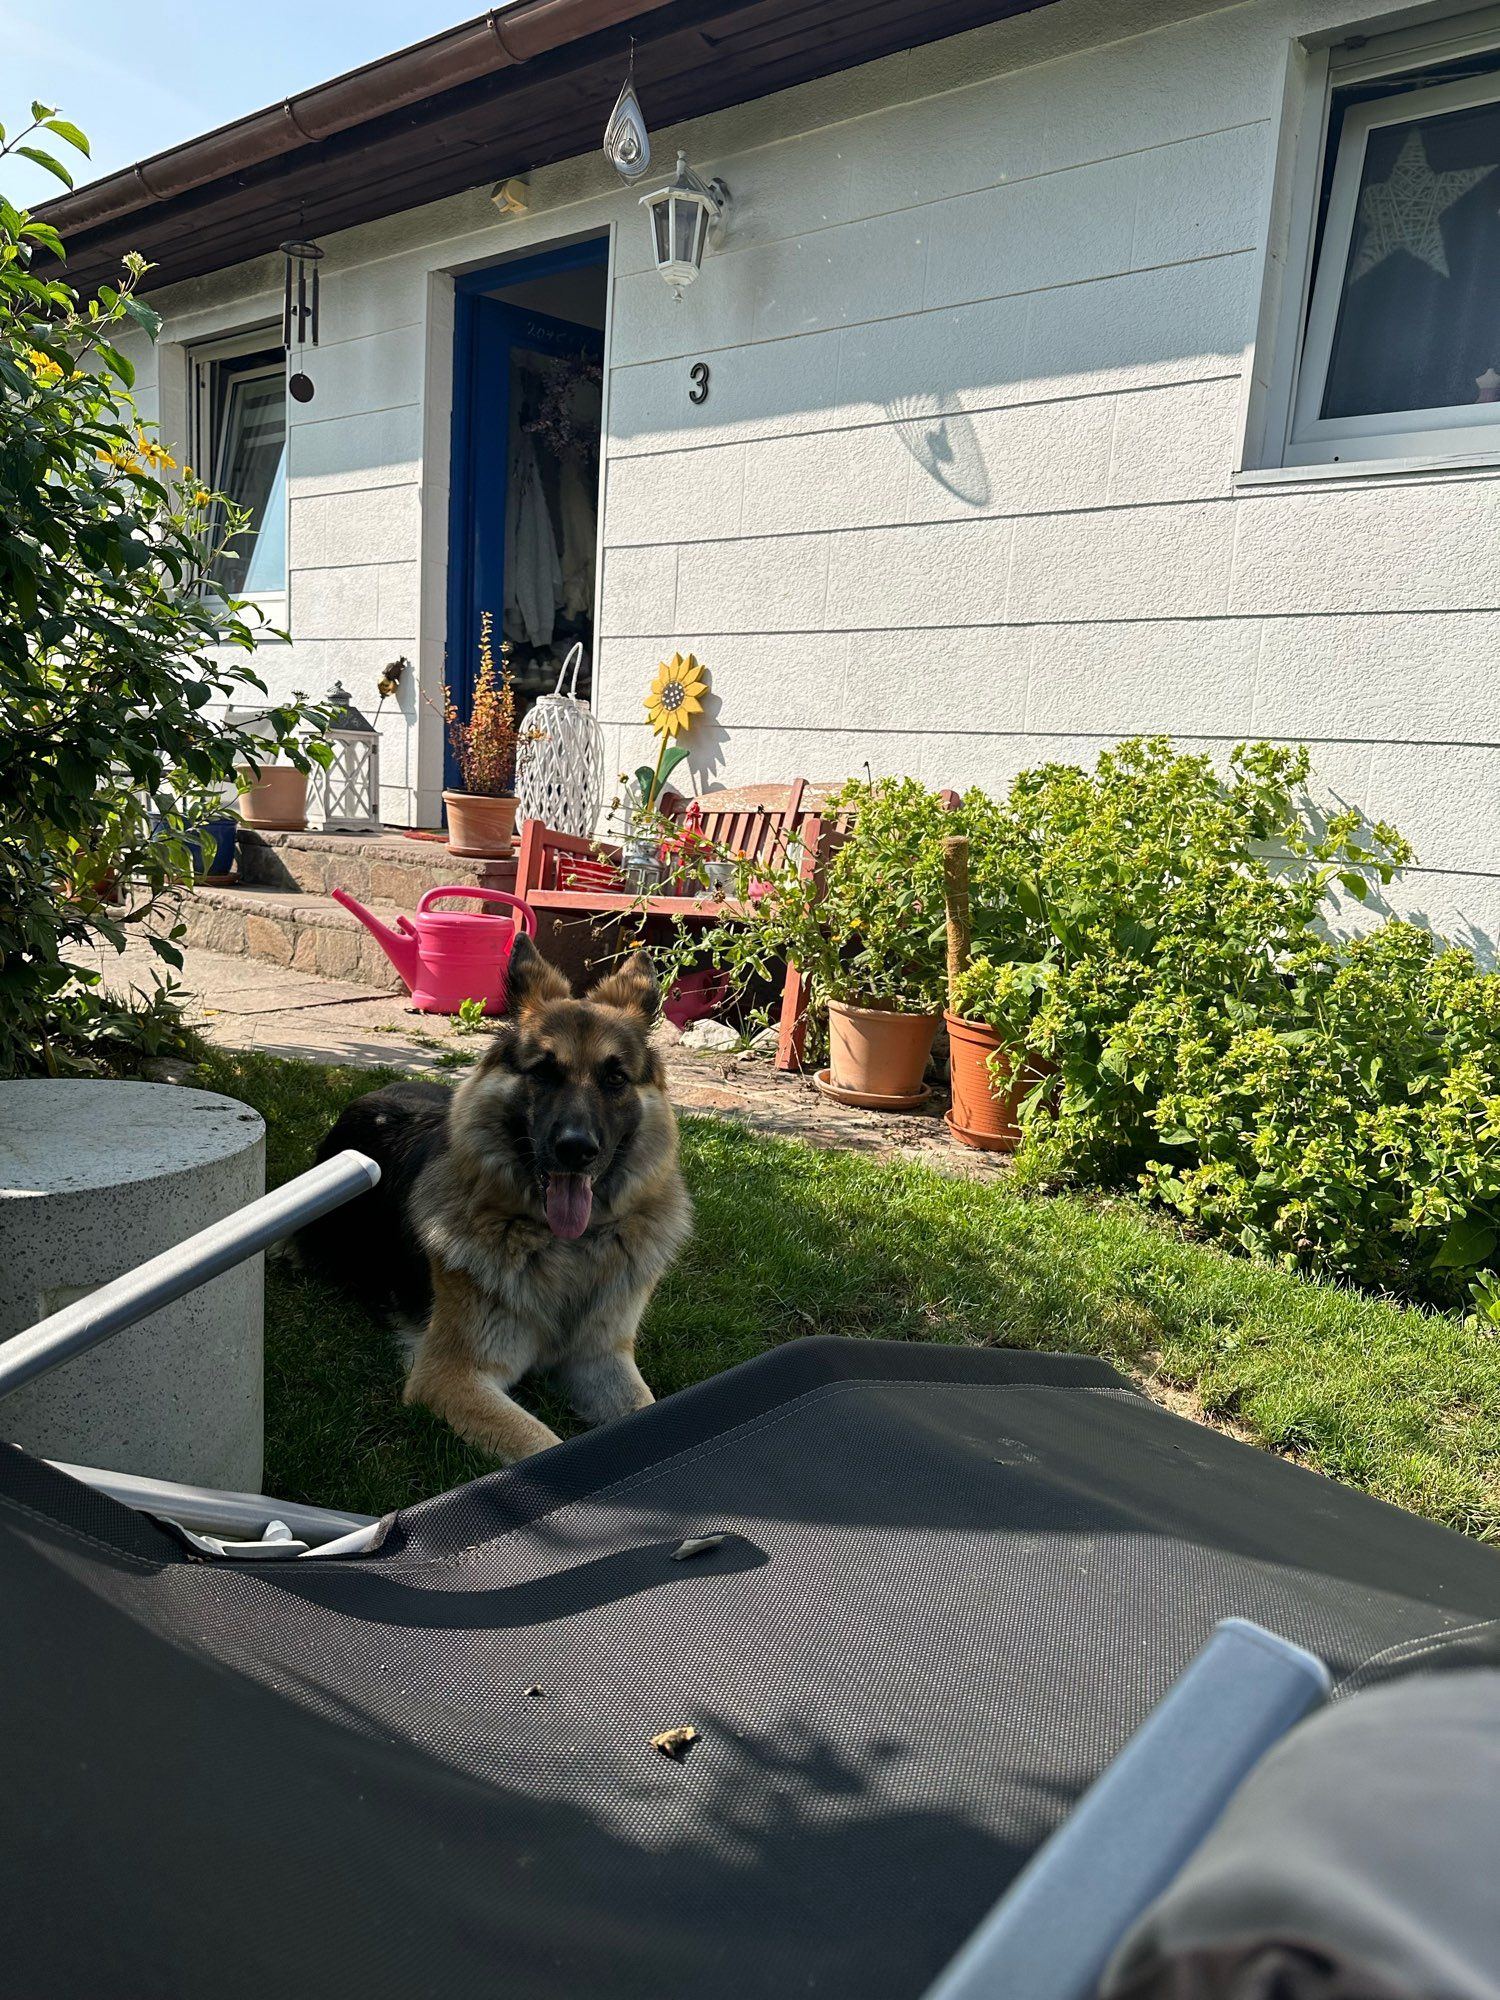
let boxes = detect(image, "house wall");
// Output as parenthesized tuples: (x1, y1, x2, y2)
(124, 0, 1500, 950)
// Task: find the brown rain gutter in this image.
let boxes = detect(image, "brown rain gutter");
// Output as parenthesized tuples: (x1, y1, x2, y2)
(43, 0, 674, 236)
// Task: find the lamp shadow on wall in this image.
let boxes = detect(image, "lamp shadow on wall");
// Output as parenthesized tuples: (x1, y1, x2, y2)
(883, 390, 990, 509)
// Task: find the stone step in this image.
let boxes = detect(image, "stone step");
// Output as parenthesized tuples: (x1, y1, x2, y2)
(179, 885, 406, 991)
(236, 828, 516, 906)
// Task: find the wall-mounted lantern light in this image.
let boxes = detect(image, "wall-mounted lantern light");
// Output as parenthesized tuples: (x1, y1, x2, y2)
(640, 151, 730, 299)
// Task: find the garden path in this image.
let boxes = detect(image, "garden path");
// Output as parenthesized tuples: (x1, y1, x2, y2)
(85, 934, 1006, 1180)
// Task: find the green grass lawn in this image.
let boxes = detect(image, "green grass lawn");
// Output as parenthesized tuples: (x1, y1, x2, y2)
(200, 1048, 1500, 1540)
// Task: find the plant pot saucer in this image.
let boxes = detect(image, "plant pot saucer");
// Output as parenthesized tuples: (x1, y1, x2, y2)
(814, 1068, 932, 1112)
(944, 1108, 1019, 1154)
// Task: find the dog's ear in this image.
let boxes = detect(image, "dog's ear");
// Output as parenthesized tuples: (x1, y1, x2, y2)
(588, 950, 660, 1025)
(504, 935, 571, 1021)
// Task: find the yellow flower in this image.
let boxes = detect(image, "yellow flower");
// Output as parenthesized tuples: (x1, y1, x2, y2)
(26, 347, 62, 384)
(136, 429, 178, 472)
(644, 651, 709, 739)
(96, 444, 141, 471)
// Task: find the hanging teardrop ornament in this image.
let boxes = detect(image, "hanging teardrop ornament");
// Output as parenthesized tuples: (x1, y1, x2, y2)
(604, 74, 652, 183)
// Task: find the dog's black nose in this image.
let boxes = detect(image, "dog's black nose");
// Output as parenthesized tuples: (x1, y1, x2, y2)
(553, 1127, 601, 1171)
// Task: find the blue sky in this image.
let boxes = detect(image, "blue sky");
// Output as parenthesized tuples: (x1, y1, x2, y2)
(2, 0, 483, 207)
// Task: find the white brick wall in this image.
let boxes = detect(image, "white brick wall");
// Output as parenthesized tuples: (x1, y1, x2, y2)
(129, 0, 1500, 943)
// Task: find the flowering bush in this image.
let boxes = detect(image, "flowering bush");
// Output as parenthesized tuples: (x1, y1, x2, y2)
(0, 102, 327, 1076)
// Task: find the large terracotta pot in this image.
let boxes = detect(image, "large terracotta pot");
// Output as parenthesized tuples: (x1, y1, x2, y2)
(444, 791, 519, 859)
(945, 1011, 1048, 1152)
(827, 1000, 938, 1103)
(237, 765, 308, 833)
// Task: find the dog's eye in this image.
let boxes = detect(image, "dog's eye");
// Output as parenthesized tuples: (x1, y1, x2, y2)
(597, 1063, 631, 1094)
(527, 1052, 563, 1084)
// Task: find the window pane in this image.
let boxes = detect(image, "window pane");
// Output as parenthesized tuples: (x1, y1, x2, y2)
(211, 369, 287, 595)
(672, 195, 698, 267)
(1323, 101, 1500, 420)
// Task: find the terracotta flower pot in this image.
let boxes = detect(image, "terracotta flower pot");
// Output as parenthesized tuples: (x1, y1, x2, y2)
(944, 1011, 1048, 1152)
(827, 1000, 938, 1104)
(237, 765, 308, 833)
(444, 791, 519, 859)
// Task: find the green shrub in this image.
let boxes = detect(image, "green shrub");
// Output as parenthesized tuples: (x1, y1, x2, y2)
(0, 104, 327, 1075)
(983, 739, 1500, 1304)
(991, 737, 1410, 1175)
(661, 775, 968, 1016)
(1135, 923, 1500, 1302)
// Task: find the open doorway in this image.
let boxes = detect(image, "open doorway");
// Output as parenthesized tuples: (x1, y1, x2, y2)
(445, 237, 608, 790)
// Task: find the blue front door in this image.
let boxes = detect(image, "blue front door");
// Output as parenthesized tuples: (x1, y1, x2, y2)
(445, 242, 608, 795)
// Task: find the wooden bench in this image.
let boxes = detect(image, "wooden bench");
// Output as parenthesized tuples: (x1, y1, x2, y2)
(514, 782, 838, 1069)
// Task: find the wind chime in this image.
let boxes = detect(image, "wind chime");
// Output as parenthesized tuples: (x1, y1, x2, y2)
(602, 42, 652, 184)
(280, 238, 324, 403)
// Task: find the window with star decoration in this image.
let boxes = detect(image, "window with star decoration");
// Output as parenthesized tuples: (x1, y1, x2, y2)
(1291, 50, 1500, 466)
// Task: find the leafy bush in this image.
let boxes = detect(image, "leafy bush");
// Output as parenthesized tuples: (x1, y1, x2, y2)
(974, 739, 1500, 1305)
(660, 776, 967, 1016)
(948, 955, 1052, 1048)
(678, 737, 1500, 1304)
(1134, 923, 1500, 1302)
(993, 738, 1409, 1174)
(0, 104, 326, 1076)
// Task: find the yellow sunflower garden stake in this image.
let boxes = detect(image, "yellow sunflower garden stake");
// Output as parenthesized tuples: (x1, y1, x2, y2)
(637, 651, 709, 809)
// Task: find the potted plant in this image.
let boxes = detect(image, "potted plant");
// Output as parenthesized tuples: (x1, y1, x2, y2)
(188, 813, 238, 884)
(659, 776, 955, 1106)
(443, 617, 526, 858)
(235, 756, 308, 831)
(945, 956, 1053, 1151)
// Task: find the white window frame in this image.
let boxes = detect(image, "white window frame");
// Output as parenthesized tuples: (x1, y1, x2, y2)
(189, 326, 289, 623)
(1289, 66, 1500, 465)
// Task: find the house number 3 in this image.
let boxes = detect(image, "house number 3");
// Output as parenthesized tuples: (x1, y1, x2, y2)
(688, 362, 710, 404)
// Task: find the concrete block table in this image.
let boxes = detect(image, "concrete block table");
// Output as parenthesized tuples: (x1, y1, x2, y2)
(0, 1081, 266, 1488)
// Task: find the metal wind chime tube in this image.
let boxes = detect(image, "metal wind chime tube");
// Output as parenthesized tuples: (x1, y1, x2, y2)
(280, 239, 324, 403)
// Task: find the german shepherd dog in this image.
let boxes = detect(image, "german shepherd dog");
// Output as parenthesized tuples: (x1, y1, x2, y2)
(294, 937, 691, 1462)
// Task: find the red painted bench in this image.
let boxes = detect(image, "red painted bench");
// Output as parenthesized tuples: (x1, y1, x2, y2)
(514, 782, 839, 1069)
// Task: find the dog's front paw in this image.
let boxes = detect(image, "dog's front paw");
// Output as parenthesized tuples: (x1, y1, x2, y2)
(563, 1351, 655, 1426)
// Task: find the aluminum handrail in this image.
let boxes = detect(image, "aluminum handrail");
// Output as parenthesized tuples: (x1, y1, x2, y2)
(0, 1149, 379, 1398)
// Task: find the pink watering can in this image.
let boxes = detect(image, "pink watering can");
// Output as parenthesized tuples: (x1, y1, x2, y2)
(332, 885, 537, 1015)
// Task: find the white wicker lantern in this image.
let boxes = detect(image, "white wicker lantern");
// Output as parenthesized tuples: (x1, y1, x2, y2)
(310, 681, 381, 833)
(640, 151, 730, 298)
(515, 644, 605, 838)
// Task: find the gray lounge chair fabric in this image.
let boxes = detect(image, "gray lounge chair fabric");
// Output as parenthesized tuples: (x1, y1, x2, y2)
(4, 1338, 1500, 1998)
(1103, 1671, 1500, 2000)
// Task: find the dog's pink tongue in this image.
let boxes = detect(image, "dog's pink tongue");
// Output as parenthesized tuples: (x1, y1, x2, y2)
(545, 1174, 594, 1240)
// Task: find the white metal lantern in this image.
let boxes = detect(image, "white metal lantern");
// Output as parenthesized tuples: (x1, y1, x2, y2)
(640, 150, 729, 298)
(515, 644, 605, 838)
(310, 681, 381, 833)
